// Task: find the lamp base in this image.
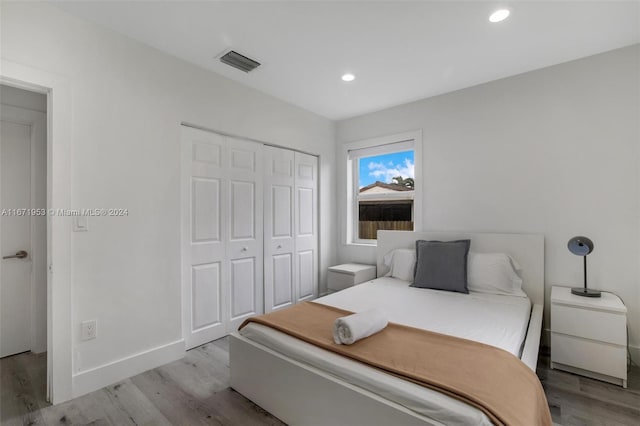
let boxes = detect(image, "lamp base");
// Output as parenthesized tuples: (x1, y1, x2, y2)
(571, 287, 601, 297)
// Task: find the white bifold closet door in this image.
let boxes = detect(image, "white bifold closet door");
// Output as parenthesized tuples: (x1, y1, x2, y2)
(264, 146, 318, 312)
(181, 126, 263, 350)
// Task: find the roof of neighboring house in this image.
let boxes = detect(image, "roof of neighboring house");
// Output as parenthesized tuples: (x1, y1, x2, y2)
(359, 181, 413, 193)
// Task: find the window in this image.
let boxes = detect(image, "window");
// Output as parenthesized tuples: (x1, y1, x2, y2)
(344, 132, 422, 243)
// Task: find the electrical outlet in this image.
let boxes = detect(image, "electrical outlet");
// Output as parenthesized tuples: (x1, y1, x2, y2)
(81, 320, 97, 341)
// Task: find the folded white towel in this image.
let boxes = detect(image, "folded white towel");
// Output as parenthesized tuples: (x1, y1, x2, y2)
(333, 308, 388, 345)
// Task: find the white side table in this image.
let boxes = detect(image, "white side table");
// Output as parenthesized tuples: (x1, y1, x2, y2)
(550, 286, 627, 387)
(327, 263, 376, 292)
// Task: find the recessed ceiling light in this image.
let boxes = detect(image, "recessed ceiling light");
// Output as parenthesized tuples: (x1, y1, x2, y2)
(489, 9, 510, 23)
(341, 73, 355, 82)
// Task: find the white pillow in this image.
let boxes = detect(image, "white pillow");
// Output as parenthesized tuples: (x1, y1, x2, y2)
(467, 252, 527, 297)
(383, 249, 416, 282)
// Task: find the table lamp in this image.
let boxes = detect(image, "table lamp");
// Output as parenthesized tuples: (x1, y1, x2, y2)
(568, 236, 600, 297)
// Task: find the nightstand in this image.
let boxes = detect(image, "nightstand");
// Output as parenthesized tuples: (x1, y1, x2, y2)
(327, 263, 376, 292)
(550, 286, 627, 387)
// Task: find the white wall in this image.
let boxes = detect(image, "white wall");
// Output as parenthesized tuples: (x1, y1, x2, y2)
(337, 45, 640, 358)
(1, 2, 336, 398)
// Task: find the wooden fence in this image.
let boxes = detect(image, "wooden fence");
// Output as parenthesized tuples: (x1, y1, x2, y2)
(359, 221, 413, 240)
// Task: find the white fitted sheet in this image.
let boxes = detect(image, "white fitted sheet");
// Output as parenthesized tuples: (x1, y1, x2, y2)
(239, 277, 532, 425)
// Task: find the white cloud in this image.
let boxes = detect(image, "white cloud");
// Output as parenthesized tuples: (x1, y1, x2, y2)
(367, 158, 414, 183)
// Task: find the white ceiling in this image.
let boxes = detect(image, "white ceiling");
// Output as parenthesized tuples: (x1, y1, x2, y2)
(53, 1, 639, 120)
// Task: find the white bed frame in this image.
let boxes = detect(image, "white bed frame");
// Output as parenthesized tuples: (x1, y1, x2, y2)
(230, 231, 544, 425)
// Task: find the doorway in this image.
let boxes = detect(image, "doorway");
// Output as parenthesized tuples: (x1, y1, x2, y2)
(0, 84, 49, 416)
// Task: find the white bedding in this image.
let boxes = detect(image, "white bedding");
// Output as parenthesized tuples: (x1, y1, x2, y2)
(317, 277, 531, 356)
(239, 277, 532, 425)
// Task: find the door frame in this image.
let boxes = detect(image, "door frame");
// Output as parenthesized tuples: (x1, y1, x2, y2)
(1, 60, 73, 404)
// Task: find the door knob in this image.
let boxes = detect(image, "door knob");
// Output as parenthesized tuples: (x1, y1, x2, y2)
(3, 250, 28, 260)
(277, 245, 282, 249)
(241, 247, 248, 252)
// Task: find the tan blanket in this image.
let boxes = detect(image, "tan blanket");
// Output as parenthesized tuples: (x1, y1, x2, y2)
(240, 301, 552, 426)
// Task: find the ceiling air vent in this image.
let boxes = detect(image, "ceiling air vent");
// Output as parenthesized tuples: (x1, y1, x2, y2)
(219, 50, 261, 73)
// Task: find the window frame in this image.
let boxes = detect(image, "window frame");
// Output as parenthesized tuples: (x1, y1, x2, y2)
(342, 130, 423, 246)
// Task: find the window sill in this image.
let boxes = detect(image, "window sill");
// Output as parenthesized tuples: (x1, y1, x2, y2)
(345, 241, 377, 247)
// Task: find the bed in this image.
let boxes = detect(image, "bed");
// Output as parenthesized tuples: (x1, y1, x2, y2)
(230, 231, 545, 425)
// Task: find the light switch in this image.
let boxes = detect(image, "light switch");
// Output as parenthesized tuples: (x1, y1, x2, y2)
(73, 216, 89, 232)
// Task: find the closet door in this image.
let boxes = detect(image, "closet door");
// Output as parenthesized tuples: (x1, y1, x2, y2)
(263, 147, 295, 312)
(182, 127, 263, 347)
(294, 152, 318, 303)
(181, 127, 227, 349)
(226, 137, 264, 331)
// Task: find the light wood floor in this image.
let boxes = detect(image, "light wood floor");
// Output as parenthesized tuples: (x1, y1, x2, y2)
(0, 338, 284, 426)
(536, 349, 640, 426)
(2, 339, 639, 425)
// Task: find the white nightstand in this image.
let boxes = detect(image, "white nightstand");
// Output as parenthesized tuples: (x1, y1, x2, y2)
(327, 263, 376, 292)
(550, 286, 627, 387)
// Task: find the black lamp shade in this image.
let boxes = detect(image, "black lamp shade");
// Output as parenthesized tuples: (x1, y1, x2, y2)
(567, 236, 594, 257)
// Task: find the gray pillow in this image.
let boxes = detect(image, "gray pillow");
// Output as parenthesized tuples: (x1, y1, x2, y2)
(411, 239, 471, 294)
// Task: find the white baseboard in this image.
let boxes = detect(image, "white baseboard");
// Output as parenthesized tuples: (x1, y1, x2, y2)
(72, 339, 185, 398)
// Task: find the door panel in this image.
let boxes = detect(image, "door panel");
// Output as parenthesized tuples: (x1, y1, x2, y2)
(230, 148, 256, 171)
(272, 186, 292, 237)
(182, 127, 227, 349)
(192, 178, 221, 242)
(263, 147, 295, 312)
(191, 263, 222, 330)
(225, 137, 263, 331)
(297, 187, 314, 236)
(193, 140, 221, 166)
(294, 152, 318, 303)
(297, 250, 314, 300)
(0, 120, 32, 358)
(230, 257, 256, 318)
(272, 254, 293, 307)
(229, 181, 255, 240)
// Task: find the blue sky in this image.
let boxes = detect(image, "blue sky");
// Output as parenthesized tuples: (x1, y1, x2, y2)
(359, 150, 414, 188)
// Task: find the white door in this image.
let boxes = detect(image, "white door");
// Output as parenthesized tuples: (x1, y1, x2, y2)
(294, 152, 318, 303)
(182, 127, 227, 349)
(182, 127, 263, 349)
(263, 146, 295, 312)
(0, 103, 47, 358)
(225, 137, 263, 331)
(1, 118, 31, 357)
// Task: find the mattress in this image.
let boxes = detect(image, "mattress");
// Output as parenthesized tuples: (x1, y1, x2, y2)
(239, 277, 532, 425)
